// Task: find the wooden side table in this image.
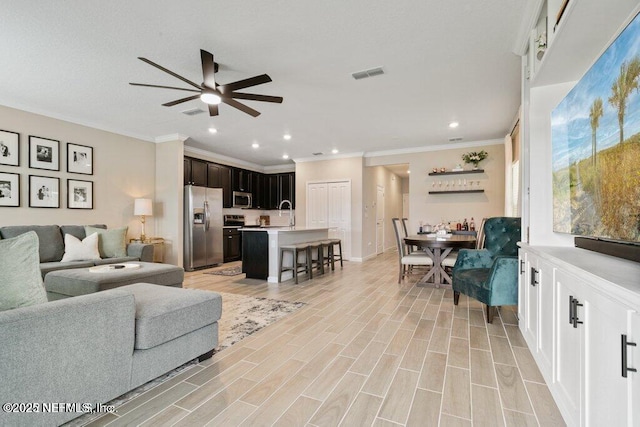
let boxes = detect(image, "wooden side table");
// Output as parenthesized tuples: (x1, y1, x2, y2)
(130, 237, 165, 263)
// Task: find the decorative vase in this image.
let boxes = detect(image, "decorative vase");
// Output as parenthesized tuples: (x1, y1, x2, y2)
(472, 162, 479, 170)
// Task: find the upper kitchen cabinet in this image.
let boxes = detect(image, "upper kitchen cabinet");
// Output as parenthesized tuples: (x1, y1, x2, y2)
(231, 168, 252, 193)
(207, 163, 233, 207)
(252, 173, 265, 209)
(280, 172, 295, 208)
(184, 157, 207, 186)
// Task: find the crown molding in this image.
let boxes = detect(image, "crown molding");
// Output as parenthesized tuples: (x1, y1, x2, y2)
(155, 133, 189, 143)
(0, 101, 154, 143)
(364, 139, 504, 158)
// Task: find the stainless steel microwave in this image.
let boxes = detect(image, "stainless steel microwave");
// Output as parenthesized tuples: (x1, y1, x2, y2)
(232, 191, 252, 208)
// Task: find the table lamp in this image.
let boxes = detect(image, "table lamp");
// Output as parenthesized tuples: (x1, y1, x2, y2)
(134, 198, 153, 242)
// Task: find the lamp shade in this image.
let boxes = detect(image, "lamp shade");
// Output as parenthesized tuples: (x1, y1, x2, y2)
(134, 198, 153, 216)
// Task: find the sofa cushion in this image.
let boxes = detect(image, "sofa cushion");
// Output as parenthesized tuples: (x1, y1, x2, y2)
(118, 283, 222, 350)
(60, 224, 106, 241)
(0, 231, 48, 311)
(85, 226, 128, 258)
(40, 260, 96, 277)
(61, 232, 101, 262)
(93, 256, 139, 266)
(0, 225, 64, 262)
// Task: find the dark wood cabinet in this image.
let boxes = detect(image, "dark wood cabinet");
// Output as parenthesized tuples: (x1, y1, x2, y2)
(220, 165, 232, 208)
(207, 163, 221, 188)
(232, 168, 252, 192)
(184, 157, 208, 186)
(184, 157, 294, 209)
(252, 173, 265, 209)
(223, 228, 241, 262)
(190, 159, 208, 186)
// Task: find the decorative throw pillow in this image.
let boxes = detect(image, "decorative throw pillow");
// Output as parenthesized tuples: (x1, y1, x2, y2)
(84, 226, 128, 258)
(0, 231, 48, 311)
(61, 232, 101, 262)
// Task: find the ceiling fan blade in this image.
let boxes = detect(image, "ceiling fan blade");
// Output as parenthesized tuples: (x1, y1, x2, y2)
(220, 74, 272, 93)
(208, 104, 219, 116)
(221, 97, 261, 117)
(228, 92, 283, 103)
(200, 50, 216, 89)
(162, 94, 201, 107)
(138, 57, 202, 90)
(129, 83, 201, 93)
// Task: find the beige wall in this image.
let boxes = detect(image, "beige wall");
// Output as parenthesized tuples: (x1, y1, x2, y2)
(367, 143, 505, 234)
(0, 106, 156, 238)
(295, 156, 364, 259)
(362, 166, 403, 259)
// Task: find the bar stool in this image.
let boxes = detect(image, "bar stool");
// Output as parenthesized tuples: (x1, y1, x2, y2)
(308, 241, 324, 277)
(328, 239, 343, 270)
(279, 243, 311, 284)
(319, 240, 334, 272)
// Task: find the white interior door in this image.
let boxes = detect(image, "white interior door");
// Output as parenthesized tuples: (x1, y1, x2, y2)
(376, 185, 384, 255)
(307, 183, 328, 228)
(402, 193, 409, 222)
(308, 180, 351, 261)
(327, 181, 351, 260)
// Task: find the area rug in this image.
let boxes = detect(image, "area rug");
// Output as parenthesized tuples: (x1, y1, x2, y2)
(64, 291, 305, 426)
(205, 265, 244, 276)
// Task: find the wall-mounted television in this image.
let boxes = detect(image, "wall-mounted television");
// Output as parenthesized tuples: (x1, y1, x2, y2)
(551, 11, 640, 262)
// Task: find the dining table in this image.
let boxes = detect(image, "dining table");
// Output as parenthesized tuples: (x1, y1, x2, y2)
(404, 234, 476, 287)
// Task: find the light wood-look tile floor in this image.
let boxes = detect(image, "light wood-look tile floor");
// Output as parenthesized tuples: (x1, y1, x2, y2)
(88, 252, 565, 427)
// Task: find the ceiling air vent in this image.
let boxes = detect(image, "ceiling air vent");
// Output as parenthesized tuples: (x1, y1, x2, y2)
(448, 137, 464, 142)
(352, 67, 385, 80)
(181, 108, 205, 116)
(312, 152, 324, 156)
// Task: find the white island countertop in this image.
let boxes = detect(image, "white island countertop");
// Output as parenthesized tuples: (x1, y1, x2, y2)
(240, 227, 330, 233)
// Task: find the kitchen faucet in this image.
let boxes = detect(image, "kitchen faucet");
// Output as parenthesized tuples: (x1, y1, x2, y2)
(279, 199, 294, 227)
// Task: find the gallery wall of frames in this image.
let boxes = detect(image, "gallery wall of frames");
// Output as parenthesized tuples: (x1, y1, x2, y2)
(0, 129, 94, 209)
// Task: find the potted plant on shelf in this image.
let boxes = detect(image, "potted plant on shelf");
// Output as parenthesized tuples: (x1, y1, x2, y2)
(461, 150, 488, 170)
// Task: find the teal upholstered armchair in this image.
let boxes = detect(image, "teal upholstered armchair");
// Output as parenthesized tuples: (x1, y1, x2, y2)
(452, 217, 521, 323)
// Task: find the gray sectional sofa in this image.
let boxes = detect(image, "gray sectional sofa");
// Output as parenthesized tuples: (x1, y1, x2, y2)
(0, 224, 154, 277)
(0, 228, 223, 426)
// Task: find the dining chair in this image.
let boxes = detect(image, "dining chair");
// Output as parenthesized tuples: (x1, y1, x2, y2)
(451, 217, 521, 323)
(392, 218, 433, 284)
(401, 218, 417, 253)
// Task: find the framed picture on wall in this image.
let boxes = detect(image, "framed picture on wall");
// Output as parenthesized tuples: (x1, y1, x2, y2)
(29, 136, 60, 171)
(67, 143, 93, 175)
(0, 172, 20, 207)
(67, 179, 93, 209)
(0, 130, 20, 166)
(29, 175, 59, 208)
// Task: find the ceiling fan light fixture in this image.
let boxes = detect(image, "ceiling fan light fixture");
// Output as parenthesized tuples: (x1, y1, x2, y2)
(200, 92, 222, 105)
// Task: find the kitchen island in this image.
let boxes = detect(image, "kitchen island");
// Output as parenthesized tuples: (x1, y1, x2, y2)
(241, 227, 329, 283)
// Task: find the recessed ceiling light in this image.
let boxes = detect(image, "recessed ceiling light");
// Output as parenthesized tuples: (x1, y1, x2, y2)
(283, 134, 292, 140)
(332, 149, 339, 154)
(208, 127, 217, 134)
(407, 170, 411, 174)
(282, 154, 289, 159)
(449, 121, 459, 129)
(252, 143, 259, 149)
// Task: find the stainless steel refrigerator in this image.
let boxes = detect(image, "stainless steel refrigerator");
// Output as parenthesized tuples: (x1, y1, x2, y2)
(184, 185, 223, 271)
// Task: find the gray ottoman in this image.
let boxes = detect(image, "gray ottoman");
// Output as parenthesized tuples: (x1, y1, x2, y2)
(117, 283, 222, 387)
(44, 262, 184, 300)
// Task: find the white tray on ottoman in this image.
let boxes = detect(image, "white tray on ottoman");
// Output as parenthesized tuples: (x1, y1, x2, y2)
(44, 261, 184, 300)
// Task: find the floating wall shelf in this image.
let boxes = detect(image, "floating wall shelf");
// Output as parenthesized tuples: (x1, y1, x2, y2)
(428, 169, 484, 176)
(429, 189, 484, 195)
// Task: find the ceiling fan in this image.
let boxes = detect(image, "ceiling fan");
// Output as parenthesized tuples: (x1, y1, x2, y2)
(130, 49, 283, 117)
